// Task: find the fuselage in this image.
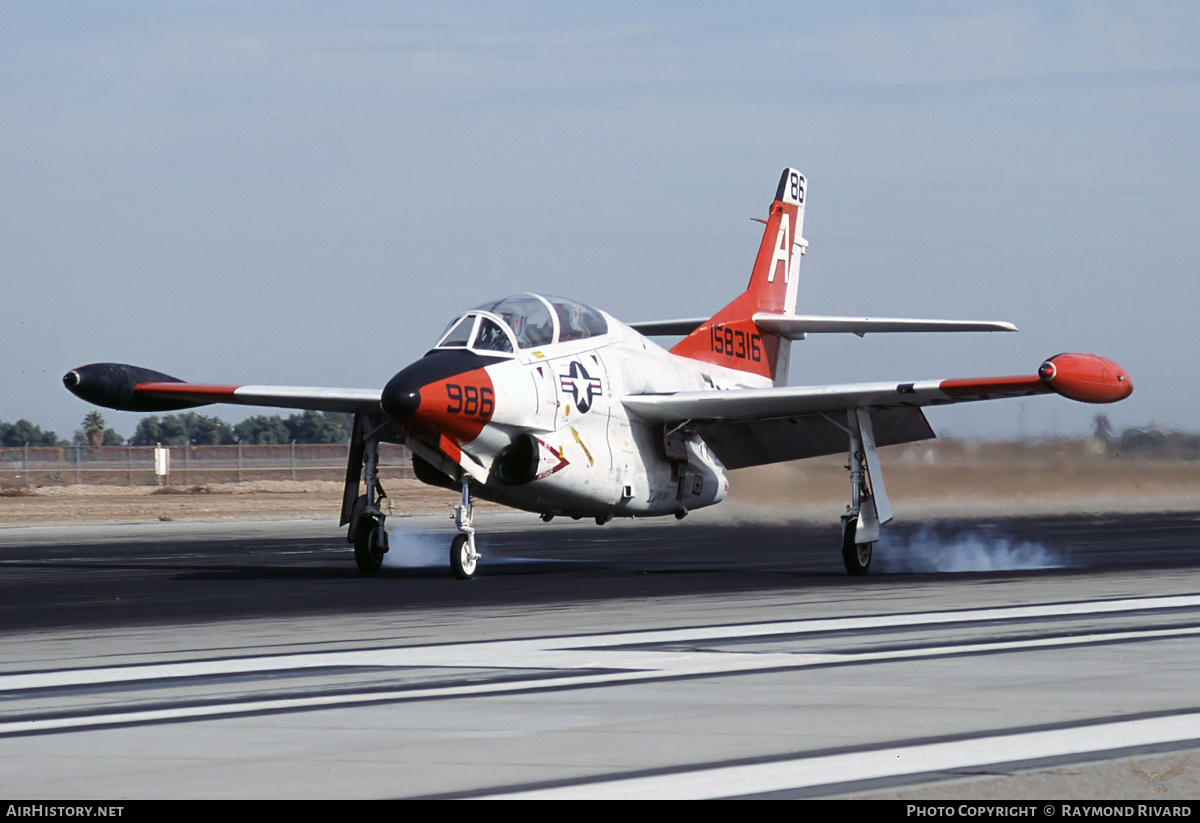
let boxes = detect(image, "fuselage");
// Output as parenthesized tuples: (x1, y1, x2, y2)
(380, 293, 750, 520)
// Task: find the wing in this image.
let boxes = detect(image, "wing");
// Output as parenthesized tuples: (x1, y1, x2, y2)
(621, 353, 1132, 470)
(1162, 754, 1191, 782)
(63, 363, 382, 414)
(1129, 759, 1153, 783)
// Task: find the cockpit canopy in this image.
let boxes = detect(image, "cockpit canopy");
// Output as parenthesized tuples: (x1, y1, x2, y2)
(433, 294, 608, 354)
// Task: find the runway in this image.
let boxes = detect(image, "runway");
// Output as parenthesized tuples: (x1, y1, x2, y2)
(1, 511, 1199, 798)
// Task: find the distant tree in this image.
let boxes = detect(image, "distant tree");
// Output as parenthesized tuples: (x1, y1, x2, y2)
(82, 412, 106, 447)
(233, 415, 291, 445)
(130, 413, 235, 446)
(131, 411, 350, 447)
(0, 419, 64, 447)
(1119, 426, 1166, 454)
(130, 416, 167, 446)
(73, 425, 125, 447)
(1114, 425, 1200, 460)
(283, 411, 351, 444)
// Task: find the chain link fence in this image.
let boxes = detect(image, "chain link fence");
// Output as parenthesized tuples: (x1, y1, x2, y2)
(0, 443, 413, 487)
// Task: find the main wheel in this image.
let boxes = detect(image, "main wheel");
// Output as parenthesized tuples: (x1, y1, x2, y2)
(354, 515, 387, 574)
(841, 516, 872, 575)
(450, 533, 478, 580)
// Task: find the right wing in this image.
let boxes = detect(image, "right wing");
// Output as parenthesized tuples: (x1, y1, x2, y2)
(622, 353, 1132, 470)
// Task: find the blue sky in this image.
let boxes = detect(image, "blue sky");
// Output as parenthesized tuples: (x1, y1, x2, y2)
(4, 2, 1198, 441)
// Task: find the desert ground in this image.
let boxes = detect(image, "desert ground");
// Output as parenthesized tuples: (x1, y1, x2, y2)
(3, 441, 1198, 526)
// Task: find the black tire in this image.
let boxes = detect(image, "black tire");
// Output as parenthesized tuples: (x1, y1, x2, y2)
(354, 515, 387, 574)
(450, 533, 477, 580)
(841, 516, 872, 575)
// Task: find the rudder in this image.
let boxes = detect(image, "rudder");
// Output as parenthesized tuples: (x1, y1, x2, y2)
(670, 168, 806, 386)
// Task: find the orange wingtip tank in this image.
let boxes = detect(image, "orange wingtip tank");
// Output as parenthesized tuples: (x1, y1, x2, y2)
(1037, 353, 1133, 404)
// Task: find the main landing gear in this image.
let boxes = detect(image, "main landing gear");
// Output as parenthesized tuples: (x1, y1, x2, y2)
(349, 433, 390, 574)
(840, 508, 873, 576)
(840, 409, 892, 576)
(354, 510, 388, 574)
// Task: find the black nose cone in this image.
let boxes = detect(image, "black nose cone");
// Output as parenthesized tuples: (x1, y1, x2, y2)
(381, 350, 504, 424)
(61, 362, 197, 411)
(381, 375, 421, 420)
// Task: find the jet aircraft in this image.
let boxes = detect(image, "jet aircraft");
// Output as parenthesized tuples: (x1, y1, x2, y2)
(64, 169, 1132, 577)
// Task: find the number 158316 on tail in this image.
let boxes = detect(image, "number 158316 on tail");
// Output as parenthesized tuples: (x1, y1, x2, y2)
(710, 325, 763, 362)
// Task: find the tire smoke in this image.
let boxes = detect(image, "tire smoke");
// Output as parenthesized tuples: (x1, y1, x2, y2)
(874, 526, 1068, 573)
(380, 526, 449, 569)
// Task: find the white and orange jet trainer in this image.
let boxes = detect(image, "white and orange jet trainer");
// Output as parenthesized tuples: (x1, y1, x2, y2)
(65, 169, 1132, 577)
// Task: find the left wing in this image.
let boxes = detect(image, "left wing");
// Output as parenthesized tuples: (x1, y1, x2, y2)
(63, 363, 382, 414)
(622, 353, 1131, 469)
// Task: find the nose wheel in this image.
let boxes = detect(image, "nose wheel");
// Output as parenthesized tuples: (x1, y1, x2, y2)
(451, 533, 479, 579)
(451, 479, 480, 579)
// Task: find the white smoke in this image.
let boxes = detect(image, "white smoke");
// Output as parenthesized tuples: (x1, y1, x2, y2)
(874, 526, 1069, 573)
(380, 526, 450, 569)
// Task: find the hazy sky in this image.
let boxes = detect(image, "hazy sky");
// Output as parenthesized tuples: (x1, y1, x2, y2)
(4, 2, 1198, 442)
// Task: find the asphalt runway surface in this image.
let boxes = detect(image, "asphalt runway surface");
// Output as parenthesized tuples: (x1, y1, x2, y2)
(1, 510, 1200, 799)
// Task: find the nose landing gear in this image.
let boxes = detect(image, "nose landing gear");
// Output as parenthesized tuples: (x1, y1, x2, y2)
(450, 479, 479, 579)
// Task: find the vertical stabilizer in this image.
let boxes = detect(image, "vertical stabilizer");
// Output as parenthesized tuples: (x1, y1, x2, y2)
(670, 168, 806, 386)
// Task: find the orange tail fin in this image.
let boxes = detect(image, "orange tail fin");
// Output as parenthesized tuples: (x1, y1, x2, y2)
(670, 168, 806, 385)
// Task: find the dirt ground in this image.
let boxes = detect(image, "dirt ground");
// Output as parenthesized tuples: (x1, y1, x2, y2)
(3, 443, 1198, 526)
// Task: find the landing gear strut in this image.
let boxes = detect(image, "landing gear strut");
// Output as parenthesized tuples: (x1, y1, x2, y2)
(840, 409, 891, 576)
(450, 479, 479, 579)
(345, 417, 390, 574)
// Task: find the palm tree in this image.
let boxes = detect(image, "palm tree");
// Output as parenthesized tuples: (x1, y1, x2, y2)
(83, 411, 106, 447)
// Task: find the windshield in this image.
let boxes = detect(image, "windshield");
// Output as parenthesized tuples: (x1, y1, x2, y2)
(473, 317, 514, 353)
(435, 294, 608, 352)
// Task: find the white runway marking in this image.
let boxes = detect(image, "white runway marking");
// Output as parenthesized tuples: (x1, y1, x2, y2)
(3, 594, 1199, 746)
(484, 712, 1200, 799)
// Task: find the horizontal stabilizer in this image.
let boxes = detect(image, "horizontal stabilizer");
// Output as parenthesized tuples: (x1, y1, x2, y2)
(627, 318, 709, 336)
(753, 313, 1017, 339)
